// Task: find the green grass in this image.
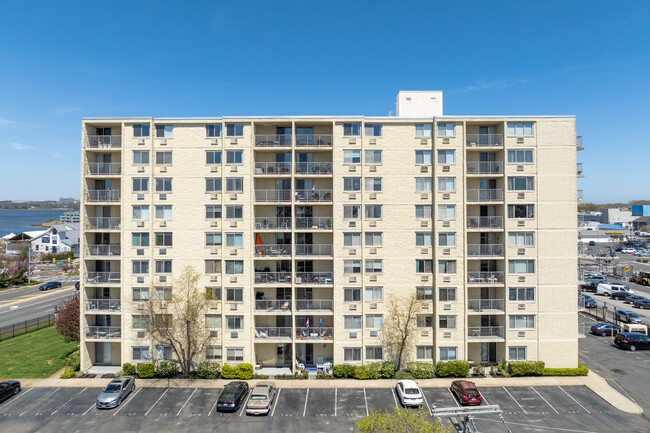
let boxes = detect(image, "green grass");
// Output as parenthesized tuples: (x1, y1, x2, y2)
(0, 326, 78, 379)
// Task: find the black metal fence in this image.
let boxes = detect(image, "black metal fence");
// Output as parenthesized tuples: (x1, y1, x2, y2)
(0, 314, 54, 341)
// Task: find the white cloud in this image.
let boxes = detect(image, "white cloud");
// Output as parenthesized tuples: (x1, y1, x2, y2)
(49, 151, 64, 158)
(10, 143, 33, 150)
(0, 118, 26, 126)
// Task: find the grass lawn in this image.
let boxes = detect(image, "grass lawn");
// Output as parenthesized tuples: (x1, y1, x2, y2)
(0, 326, 78, 379)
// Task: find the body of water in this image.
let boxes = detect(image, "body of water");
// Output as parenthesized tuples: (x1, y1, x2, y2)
(0, 209, 67, 237)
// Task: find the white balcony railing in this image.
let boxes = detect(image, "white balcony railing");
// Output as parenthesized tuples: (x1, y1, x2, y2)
(467, 216, 503, 230)
(87, 244, 121, 256)
(254, 300, 291, 311)
(467, 299, 505, 312)
(295, 272, 333, 285)
(296, 326, 333, 340)
(466, 134, 503, 147)
(577, 163, 584, 176)
(87, 189, 121, 202)
(255, 189, 292, 202)
(295, 217, 332, 230)
(255, 134, 292, 147)
(255, 327, 292, 338)
(255, 244, 291, 257)
(295, 189, 332, 202)
(467, 272, 504, 284)
(88, 162, 122, 175)
(254, 272, 292, 284)
(467, 244, 504, 257)
(466, 161, 503, 175)
(254, 217, 291, 230)
(86, 299, 122, 312)
(87, 272, 121, 284)
(468, 326, 504, 338)
(87, 135, 122, 148)
(295, 244, 333, 256)
(85, 326, 122, 339)
(296, 299, 333, 311)
(254, 162, 292, 174)
(295, 162, 333, 175)
(467, 189, 503, 202)
(85, 217, 121, 230)
(296, 134, 332, 147)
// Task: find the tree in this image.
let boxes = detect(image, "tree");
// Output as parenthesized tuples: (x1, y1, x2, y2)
(381, 292, 423, 370)
(355, 408, 450, 433)
(54, 292, 80, 342)
(145, 265, 214, 376)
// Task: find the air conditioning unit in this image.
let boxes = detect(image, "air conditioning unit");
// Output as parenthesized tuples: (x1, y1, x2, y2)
(443, 193, 450, 200)
(159, 248, 166, 255)
(349, 249, 356, 255)
(210, 166, 219, 172)
(370, 303, 377, 309)
(349, 277, 357, 283)
(211, 248, 219, 254)
(159, 139, 167, 145)
(369, 165, 377, 172)
(159, 221, 166, 227)
(443, 276, 451, 282)
(421, 275, 429, 282)
(211, 193, 219, 200)
(517, 248, 525, 255)
(137, 249, 144, 255)
(348, 138, 356, 145)
(230, 139, 238, 145)
(370, 330, 378, 337)
(420, 138, 428, 145)
(421, 248, 429, 254)
(137, 331, 145, 338)
(518, 193, 525, 199)
(349, 332, 357, 338)
(349, 221, 356, 227)
(137, 277, 144, 283)
(137, 304, 145, 310)
(229, 303, 238, 310)
(159, 276, 167, 282)
(443, 249, 450, 255)
(231, 332, 238, 338)
(210, 221, 219, 227)
(369, 193, 377, 200)
(420, 220, 428, 227)
(517, 220, 525, 227)
(444, 332, 451, 338)
(518, 276, 526, 282)
(230, 249, 237, 255)
(230, 166, 238, 173)
(369, 275, 377, 282)
(349, 303, 357, 310)
(210, 276, 219, 282)
(444, 304, 451, 310)
(137, 166, 145, 173)
(160, 302, 167, 309)
(421, 331, 429, 337)
(442, 165, 450, 172)
(230, 194, 237, 200)
(517, 137, 525, 143)
(159, 194, 167, 200)
(369, 139, 377, 145)
(138, 139, 145, 145)
(210, 330, 219, 337)
(229, 221, 237, 228)
(160, 166, 167, 173)
(420, 166, 428, 173)
(442, 138, 450, 144)
(442, 221, 450, 227)
(369, 221, 377, 227)
(518, 303, 526, 310)
(517, 165, 524, 171)
(348, 193, 356, 199)
(369, 248, 377, 254)
(420, 193, 429, 200)
(230, 277, 238, 283)
(518, 331, 525, 337)
(348, 165, 356, 172)
(137, 221, 144, 227)
(137, 194, 145, 200)
(210, 138, 219, 145)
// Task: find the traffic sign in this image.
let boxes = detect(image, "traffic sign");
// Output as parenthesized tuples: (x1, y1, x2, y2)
(624, 266, 630, 272)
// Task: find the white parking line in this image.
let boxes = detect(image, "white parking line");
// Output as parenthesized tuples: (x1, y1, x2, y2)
(479, 390, 489, 405)
(362, 388, 369, 417)
(82, 403, 95, 416)
(51, 387, 87, 415)
(473, 416, 597, 433)
(303, 388, 309, 416)
(239, 389, 252, 417)
(391, 388, 398, 408)
(502, 387, 527, 415)
(144, 388, 169, 417)
(176, 388, 197, 416)
(270, 388, 281, 417)
(334, 388, 337, 417)
(558, 386, 591, 414)
(0, 387, 32, 409)
(113, 387, 142, 416)
(19, 388, 60, 416)
(531, 386, 559, 414)
(421, 390, 432, 416)
(208, 393, 220, 416)
(447, 388, 460, 407)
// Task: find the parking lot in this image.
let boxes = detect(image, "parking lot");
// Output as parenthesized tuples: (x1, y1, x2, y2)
(1, 384, 647, 433)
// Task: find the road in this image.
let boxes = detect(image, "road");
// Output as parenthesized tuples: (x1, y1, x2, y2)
(0, 278, 77, 328)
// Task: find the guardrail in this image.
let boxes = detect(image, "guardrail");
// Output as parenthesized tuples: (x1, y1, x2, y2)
(87, 244, 121, 256)
(467, 189, 503, 202)
(295, 326, 333, 340)
(468, 299, 505, 312)
(296, 134, 332, 147)
(466, 161, 503, 175)
(255, 244, 292, 257)
(467, 272, 504, 284)
(0, 314, 54, 342)
(295, 217, 332, 229)
(295, 162, 333, 174)
(255, 134, 292, 147)
(254, 189, 292, 202)
(467, 326, 504, 338)
(466, 134, 503, 147)
(295, 244, 333, 256)
(85, 326, 122, 339)
(87, 272, 121, 284)
(87, 299, 122, 312)
(254, 327, 292, 338)
(295, 189, 332, 202)
(87, 135, 122, 148)
(88, 162, 122, 175)
(467, 216, 503, 230)
(295, 272, 333, 285)
(255, 300, 291, 311)
(467, 244, 504, 257)
(254, 272, 292, 284)
(85, 217, 121, 230)
(295, 299, 334, 311)
(254, 162, 292, 174)
(254, 217, 291, 230)
(87, 190, 121, 202)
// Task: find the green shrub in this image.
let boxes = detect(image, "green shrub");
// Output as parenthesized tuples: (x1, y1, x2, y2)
(137, 363, 155, 378)
(316, 371, 332, 379)
(258, 374, 268, 379)
(366, 363, 381, 379)
(155, 361, 178, 378)
(332, 363, 355, 378)
(122, 362, 137, 376)
(64, 349, 80, 372)
(543, 363, 588, 376)
(60, 370, 74, 379)
(380, 361, 395, 379)
(406, 362, 436, 379)
(353, 365, 369, 380)
(197, 361, 221, 379)
(238, 363, 254, 380)
(74, 371, 84, 378)
(436, 360, 470, 378)
(293, 371, 309, 379)
(508, 361, 545, 376)
(221, 364, 236, 379)
(394, 370, 414, 380)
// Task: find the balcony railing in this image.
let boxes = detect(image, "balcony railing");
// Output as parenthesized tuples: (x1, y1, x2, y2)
(295, 272, 333, 285)
(87, 272, 121, 284)
(87, 189, 121, 202)
(467, 189, 503, 202)
(577, 136, 584, 151)
(88, 162, 122, 175)
(85, 217, 121, 230)
(296, 299, 333, 311)
(254, 272, 292, 284)
(295, 244, 333, 256)
(578, 189, 584, 202)
(468, 326, 504, 338)
(467, 272, 504, 284)
(255, 189, 292, 202)
(255, 217, 291, 230)
(295, 189, 332, 202)
(87, 244, 121, 256)
(577, 163, 584, 176)
(295, 162, 333, 175)
(468, 299, 505, 312)
(296, 134, 332, 147)
(467, 244, 504, 257)
(467, 216, 503, 230)
(87, 299, 122, 312)
(254, 300, 291, 311)
(466, 161, 503, 175)
(254, 162, 292, 174)
(296, 326, 333, 340)
(466, 134, 503, 147)
(87, 135, 122, 148)
(255, 327, 292, 339)
(295, 217, 332, 230)
(255, 134, 292, 147)
(85, 326, 122, 339)
(255, 244, 292, 257)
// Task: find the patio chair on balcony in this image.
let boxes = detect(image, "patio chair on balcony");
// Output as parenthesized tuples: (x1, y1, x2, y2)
(317, 357, 325, 372)
(296, 359, 305, 370)
(281, 301, 290, 310)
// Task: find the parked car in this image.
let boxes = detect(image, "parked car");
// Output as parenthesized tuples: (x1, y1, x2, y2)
(624, 295, 646, 305)
(621, 248, 637, 254)
(450, 380, 483, 406)
(615, 309, 645, 324)
(245, 382, 276, 415)
(0, 380, 21, 403)
(589, 240, 596, 246)
(395, 379, 423, 407)
(612, 291, 636, 301)
(39, 281, 62, 291)
(590, 322, 622, 337)
(615, 246, 624, 252)
(217, 381, 249, 412)
(582, 274, 606, 289)
(614, 332, 650, 351)
(75, 281, 80, 290)
(597, 283, 632, 297)
(96, 376, 135, 409)
(633, 299, 650, 309)
(581, 294, 597, 308)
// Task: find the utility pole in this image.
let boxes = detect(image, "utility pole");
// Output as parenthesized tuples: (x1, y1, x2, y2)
(27, 247, 31, 284)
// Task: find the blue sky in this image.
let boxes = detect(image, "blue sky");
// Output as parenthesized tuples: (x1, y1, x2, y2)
(0, 0, 648, 203)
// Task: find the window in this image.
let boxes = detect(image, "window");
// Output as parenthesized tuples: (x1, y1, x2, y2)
(344, 177, 361, 191)
(206, 178, 222, 192)
(205, 260, 220, 274)
(507, 122, 534, 137)
(509, 260, 535, 274)
(154, 346, 171, 362)
(226, 150, 243, 164)
(415, 150, 432, 165)
(226, 123, 244, 137)
(509, 287, 535, 301)
(507, 177, 534, 191)
(417, 314, 433, 328)
(366, 314, 383, 328)
(132, 260, 149, 274)
(226, 233, 243, 247)
(343, 150, 361, 164)
(365, 150, 382, 164)
(438, 177, 455, 192)
(133, 124, 150, 137)
(344, 205, 360, 219)
(415, 178, 432, 191)
(344, 348, 362, 361)
(225, 260, 243, 274)
(344, 287, 361, 302)
(365, 177, 382, 192)
(133, 346, 150, 360)
(509, 315, 535, 329)
(437, 204, 456, 220)
(226, 348, 244, 361)
(508, 149, 533, 164)
(438, 233, 456, 247)
(439, 287, 456, 301)
(343, 233, 361, 247)
(206, 232, 222, 246)
(508, 232, 534, 246)
(437, 123, 455, 137)
(343, 123, 361, 136)
(344, 316, 362, 329)
(365, 124, 382, 137)
(226, 178, 243, 192)
(206, 346, 222, 360)
(344, 260, 362, 274)
(206, 151, 222, 164)
(132, 233, 150, 247)
(509, 346, 527, 361)
(154, 287, 172, 300)
(365, 205, 382, 218)
(155, 125, 173, 138)
(206, 205, 222, 219)
(416, 259, 433, 273)
(365, 286, 383, 301)
(226, 205, 243, 219)
(155, 205, 172, 219)
(132, 205, 150, 220)
(132, 315, 150, 329)
(415, 124, 432, 137)
(438, 260, 457, 274)
(365, 259, 382, 273)
(133, 150, 150, 164)
(415, 205, 432, 219)
(366, 346, 383, 360)
(439, 315, 456, 329)
(439, 347, 457, 361)
(416, 232, 432, 246)
(133, 178, 149, 192)
(155, 151, 172, 165)
(133, 287, 149, 301)
(226, 288, 243, 302)
(206, 124, 222, 137)
(508, 204, 534, 219)
(437, 150, 455, 164)
(227, 316, 243, 330)
(206, 287, 221, 300)
(416, 346, 433, 360)
(155, 178, 172, 192)
(365, 232, 382, 246)
(155, 260, 172, 274)
(416, 287, 434, 300)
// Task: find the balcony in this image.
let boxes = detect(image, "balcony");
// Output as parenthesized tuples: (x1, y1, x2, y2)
(468, 326, 504, 339)
(467, 299, 505, 313)
(87, 189, 121, 203)
(295, 244, 333, 257)
(295, 217, 332, 230)
(296, 327, 333, 340)
(255, 189, 292, 202)
(86, 299, 122, 312)
(255, 134, 292, 147)
(467, 189, 503, 203)
(254, 300, 291, 312)
(255, 244, 291, 257)
(87, 244, 121, 257)
(466, 161, 503, 175)
(578, 189, 584, 202)
(254, 217, 291, 230)
(85, 326, 122, 339)
(466, 134, 503, 147)
(255, 327, 292, 339)
(254, 272, 292, 284)
(577, 136, 584, 151)
(254, 162, 292, 175)
(467, 216, 503, 230)
(87, 272, 121, 284)
(467, 244, 504, 257)
(295, 299, 333, 312)
(87, 135, 122, 149)
(85, 217, 121, 230)
(295, 189, 332, 202)
(296, 134, 332, 147)
(295, 272, 332, 285)
(88, 162, 122, 175)
(295, 162, 333, 175)
(577, 163, 584, 177)
(467, 272, 504, 284)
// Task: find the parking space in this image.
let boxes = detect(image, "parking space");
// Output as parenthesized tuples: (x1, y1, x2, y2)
(178, 388, 220, 417)
(59, 387, 99, 415)
(271, 388, 307, 418)
(113, 387, 166, 417)
(144, 388, 195, 418)
(335, 388, 367, 417)
(420, 387, 458, 411)
(305, 388, 335, 417)
(364, 388, 396, 413)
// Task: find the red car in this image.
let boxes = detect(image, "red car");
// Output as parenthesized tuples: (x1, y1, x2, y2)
(451, 380, 483, 406)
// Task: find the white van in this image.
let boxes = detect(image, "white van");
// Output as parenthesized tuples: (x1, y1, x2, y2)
(596, 283, 633, 296)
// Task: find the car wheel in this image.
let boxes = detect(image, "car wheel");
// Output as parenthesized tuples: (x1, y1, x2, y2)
(14, 386, 20, 395)
(601, 331, 607, 337)
(630, 345, 636, 351)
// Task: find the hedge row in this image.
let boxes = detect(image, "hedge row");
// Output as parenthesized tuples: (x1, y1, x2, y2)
(508, 361, 545, 376)
(332, 362, 395, 379)
(542, 363, 589, 376)
(435, 361, 470, 378)
(197, 362, 222, 379)
(221, 363, 254, 380)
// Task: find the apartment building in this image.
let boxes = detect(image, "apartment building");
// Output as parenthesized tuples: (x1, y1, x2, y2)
(80, 91, 579, 371)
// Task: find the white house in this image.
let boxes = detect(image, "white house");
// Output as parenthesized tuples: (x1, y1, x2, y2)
(30, 223, 80, 256)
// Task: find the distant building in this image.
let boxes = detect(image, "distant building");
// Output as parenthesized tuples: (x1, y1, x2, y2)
(59, 197, 77, 205)
(600, 208, 633, 226)
(5, 223, 80, 256)
(5, 230, 47, 255)
(632, 205, 650, 217)
(61, 210, 80, 223)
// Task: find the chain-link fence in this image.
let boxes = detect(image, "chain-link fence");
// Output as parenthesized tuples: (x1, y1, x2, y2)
(0, 314, 54, 341)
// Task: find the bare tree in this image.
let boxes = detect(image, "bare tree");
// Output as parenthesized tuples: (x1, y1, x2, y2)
(145, 265, 214, 376)
(381, 292, 424, 370)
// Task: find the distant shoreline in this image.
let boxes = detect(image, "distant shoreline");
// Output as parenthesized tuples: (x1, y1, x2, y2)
(0, 208, 74, 211)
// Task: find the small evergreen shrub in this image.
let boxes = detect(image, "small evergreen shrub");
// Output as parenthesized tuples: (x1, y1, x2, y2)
(406, 362, 436, 379)
(60, 370, 74, 379)
(508, 361, 545, 376)
(366, 362, 381, 379)
(436, 360, 470, 378)
(155, 361, 178, 378)
(394, 370, 414, 380)
(137, 363, 155, 378)
(379, 361, 395, 379)
(238, 363, 254, 380)
(332, 363, 355, 378)
(122, 363, 137, 376)
(197, 362, 221, 379)
(353, 365, 369, 380)
(543, 363, 588, 376)
(64, 349, 80, 372)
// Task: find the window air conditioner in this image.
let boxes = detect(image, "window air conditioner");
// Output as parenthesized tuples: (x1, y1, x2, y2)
(137, 221, 144, 227)
(137, 331, 145, 338)
(444, 332, 451, 338)
(210, 166, 219, 172)
(517, 165, 524, 171)
(420, 166, 428, 173)
(518, 331, 525, 337)
(369, 139, 376, 145)
(442, 138, 450, 144)
(348, 138, 356, 145)
(420, 138, 428, 145)
(444, 304, 451, 310)
(443, 193, 450, 200)
(348, 166, 356, 172)
(369, 166, 377, 172)
(211, 248, 219, 254)
(159, 276, 166, 282)
(349, 221, 356, 227)
(210, 221, 219, 227)
(518, 276, 526, 282)
(137, 166, 145, 173)
(369, 275, 377, 282)
(442, 166, 450, 172)
(210, 330, 219, 337)
(349, 332, 357, 338)
(159, 139, 167, 145)
(159, 194, 167, 200)
(138, 139, 145, 145)
(369, 248, 377, 254)
(517, 248, 525, 255)
(159, 248, 166, 255)
(517, 220, 525, 227)
(349, 249, 356, 255)
(211, 139, 219, 145)
(442, 221, 450, 227)
(370, 303, 377, 309)
(159, 221, 166, 227)
(518, 303, 526, 310)
(349, 277, 357, 283)
(370, 330, 378, 337)
(517, 137, 525, 143)
(518, 193, 525, 199)
(420, 220, 428, 227)
(160, 166, 167, 173)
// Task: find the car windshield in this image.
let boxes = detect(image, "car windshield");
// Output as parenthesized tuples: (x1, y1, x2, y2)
(628, 313, 640, 318)
(250, 394, 268, 400)
(405, 388, 420, 395)
(465, 388, 480, 395)
(104, 384, 121, 393)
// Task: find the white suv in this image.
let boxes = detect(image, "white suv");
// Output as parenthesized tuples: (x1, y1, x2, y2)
(596, 283, 632, 296)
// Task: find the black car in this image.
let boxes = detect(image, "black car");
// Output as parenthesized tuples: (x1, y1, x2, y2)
(612, 291, 635, 301)
(590, 322, 621, 337)
(0, 380, 21, 402)
(39, 281, 62, 291)
(75, 281, 80, 290)
(614, 332, 650, 351)
(623, 295, 646, 305)
(217, 381, 249, 412)
(633, 299, 650, 310)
